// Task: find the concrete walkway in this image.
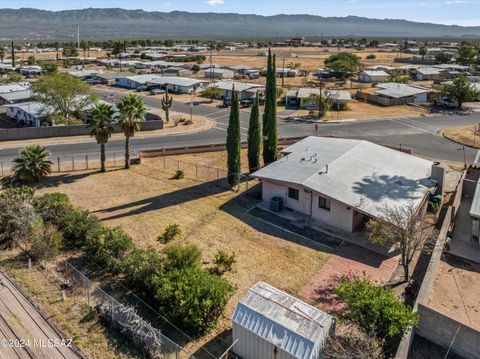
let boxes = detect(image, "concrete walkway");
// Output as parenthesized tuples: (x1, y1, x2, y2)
(301, 242, 399, 313)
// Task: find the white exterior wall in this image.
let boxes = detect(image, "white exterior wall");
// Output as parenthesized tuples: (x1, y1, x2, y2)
(233, 322, 315, 359)
(116, 78, 141, 89)
(262, 181, 357, 233)
(310, 192, 354, 233)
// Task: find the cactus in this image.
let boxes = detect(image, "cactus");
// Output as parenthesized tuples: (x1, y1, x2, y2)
(161, 90, 173, 123)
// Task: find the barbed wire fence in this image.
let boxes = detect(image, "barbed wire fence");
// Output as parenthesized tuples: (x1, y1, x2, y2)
(14, 234, 222, 359)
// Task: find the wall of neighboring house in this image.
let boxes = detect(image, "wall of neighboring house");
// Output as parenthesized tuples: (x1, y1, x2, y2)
(262, 180, 311, 215)
(310, 192, 354, 233)
(116, 78, 141, 89)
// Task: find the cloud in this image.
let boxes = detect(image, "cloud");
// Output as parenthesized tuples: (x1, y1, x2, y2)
(206, 0, 225, 5)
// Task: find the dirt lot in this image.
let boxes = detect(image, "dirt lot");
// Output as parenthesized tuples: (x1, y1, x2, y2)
(35, 150, 330, 354)
(428, 256, 480, 331)
(291, 100, 427, 120)
(443, 124, 480, 149)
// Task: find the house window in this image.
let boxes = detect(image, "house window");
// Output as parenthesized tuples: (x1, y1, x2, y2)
(319, 196, 331, 211)
(288, 187, 299, 200)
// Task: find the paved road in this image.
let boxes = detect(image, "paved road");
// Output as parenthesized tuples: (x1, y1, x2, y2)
(0, 271, 83, 359)
(1, 87, 479, 164)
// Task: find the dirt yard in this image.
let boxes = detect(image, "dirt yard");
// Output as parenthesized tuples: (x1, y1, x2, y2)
(443, 124, 480, 149)
(429, 256, 480, 331)
(291, 100, 428, 121)
(35, 150, 330, 354)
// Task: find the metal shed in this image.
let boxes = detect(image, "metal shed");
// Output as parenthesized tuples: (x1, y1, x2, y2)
(232, 282, 335, 359)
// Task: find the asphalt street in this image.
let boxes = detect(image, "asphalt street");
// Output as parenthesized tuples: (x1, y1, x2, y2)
(1, 87, 480, 164)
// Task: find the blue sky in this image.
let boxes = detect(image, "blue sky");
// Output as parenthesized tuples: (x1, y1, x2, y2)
(1, 0, 479, 26)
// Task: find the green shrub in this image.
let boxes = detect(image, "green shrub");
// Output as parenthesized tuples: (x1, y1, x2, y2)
(153, 268, 233, 334)
(34, 193, 72, 223)
(173, 170, 184, 179)
(30, 223, 63, 260)
(123, 248, 164, 293)
(366, 54, 376, 60)
(212, 250, 236, 274)
(57, 209, 101, 247)
(163, 244, 202, 270)
(88, 227, 134, 274)
(157, 224, 181, 244)
(335, 279, 419, 338)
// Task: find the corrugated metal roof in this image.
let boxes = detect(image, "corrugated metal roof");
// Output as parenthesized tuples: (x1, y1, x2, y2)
(252, 137, 435, 221)
(375, 83, 431, 99)
(0, 82, 31, 94)
(232, 282, 334, 359)
(0, 89, 32, 102)
(148, 76, 207, 87)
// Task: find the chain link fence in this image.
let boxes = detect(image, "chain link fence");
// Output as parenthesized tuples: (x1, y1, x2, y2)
(0, 150, 137, 178)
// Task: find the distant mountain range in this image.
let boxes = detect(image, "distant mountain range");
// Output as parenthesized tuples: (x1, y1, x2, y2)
(0, 8, 479, 40)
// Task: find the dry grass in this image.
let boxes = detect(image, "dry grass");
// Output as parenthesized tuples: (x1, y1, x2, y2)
(35, 150, 330, 354)
(0, 249, 141, 359)
(291, 100, 427, 121)
(443, 125, 480, 149)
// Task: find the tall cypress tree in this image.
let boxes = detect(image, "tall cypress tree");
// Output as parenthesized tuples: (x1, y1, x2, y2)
(11, 41, 15, 68)
(226, 87, 241, 187)
(262, 48, 278, 165)
(247, 92, 261, 173)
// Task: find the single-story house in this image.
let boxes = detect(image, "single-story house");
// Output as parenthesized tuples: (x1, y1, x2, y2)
(204, 68, 234, 79)
(232, 282, 335, 359)
(19, 65, 43, 77)
(4, 101, 49, 127)
(115, 74, 162, 89)
(414, 67, 444, 81)
(357, 83, 432, 106)
(285, 88, 352, 109)
(252, 137, 438, 234)
(358, 70, 391, 83)
(147, 77, 209, 94)
(226, 64, 254, 75)
(213, 81, 265, 100)
(0, 82, 31, 94)
(162, 67, 193, 77)
(93, 72, 136, 85)
(0, 90, 32, 105)
(64, 68, 100, 81)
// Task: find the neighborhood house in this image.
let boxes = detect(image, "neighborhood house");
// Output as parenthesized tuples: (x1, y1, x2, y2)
(252, 137, 438, 234)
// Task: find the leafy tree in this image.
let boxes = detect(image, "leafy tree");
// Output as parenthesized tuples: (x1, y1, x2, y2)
(199, 86, 223, 101)
(367, 202, 431, 281)
(263, 48, 278, 165)
(226, 87, 241, 187)
(30, 222, 63, 260)
(27, 55, 36, 65)
(161, 90, 173, 123)
(62, 43, 79, 57)
(390, 74, 410, 84)
(32, 72, 95, 120)
(435, 52, 453, 64)
(418, 46, 428, 61)
(33, 193, 72, 223)
(87, 103, 116, 172)
(442, 75, 480, 108)
(324, 52, 361, 73)
(0, 47, 4, 63)
(192, 63, 201, 73)
(153, 268, 233, 334)
(247, 93, 261, 173)
(0, 187, 39, 248)
(123, 248, 164, 294)
(307, 92, 332, 119)
(11, 40, 15, 67)
(335, 279, 419, 338)
(7, 72, 22, 82)
(117, 94, 146, 169)
(163, 244, 202, 270)
(12, 145, 53, 184)
(457, 43, 477, 66)
(324, 323, 385, 359)
(41, 63, 58, 74)
(56, 209, 101, 247)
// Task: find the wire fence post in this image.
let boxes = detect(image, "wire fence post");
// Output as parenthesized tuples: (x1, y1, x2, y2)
(85, 155, 89, 170)
(57, 157, 60, 172)
(0, 161, 3, 177)
(195, 164, 198, 180)
(72, 156, 75, 171)
(113, 153, 116, 167)
(163, 157, 166, 171)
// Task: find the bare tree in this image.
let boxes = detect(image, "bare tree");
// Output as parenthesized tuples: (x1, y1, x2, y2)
(324, 323, 385, 359)
(366, 201, 431, 282)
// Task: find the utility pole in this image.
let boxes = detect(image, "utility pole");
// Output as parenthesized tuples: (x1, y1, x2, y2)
(210, 47, 214, 82)
(318, 75, 323, 120)
(282, 57, 285, 88)
(77, 24, 80, 50)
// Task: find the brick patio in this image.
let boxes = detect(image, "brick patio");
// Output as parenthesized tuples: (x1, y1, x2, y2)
(301, 242, 399, 314)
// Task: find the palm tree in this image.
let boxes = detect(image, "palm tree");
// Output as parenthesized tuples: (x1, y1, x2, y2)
(117, 94, 146, 169)
(12, 145, 53, 184)
(87, 103, 116, 173)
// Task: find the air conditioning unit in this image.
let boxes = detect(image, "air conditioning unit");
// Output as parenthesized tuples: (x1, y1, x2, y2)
(270, 197, 284, 212)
